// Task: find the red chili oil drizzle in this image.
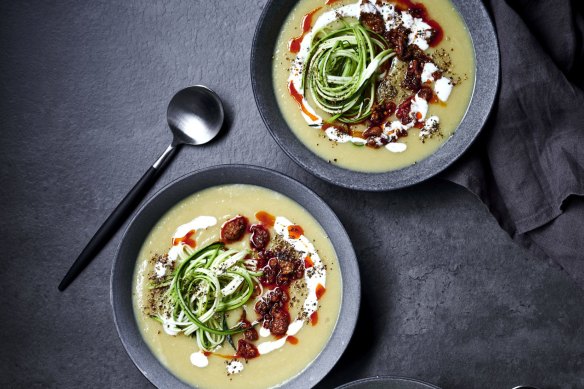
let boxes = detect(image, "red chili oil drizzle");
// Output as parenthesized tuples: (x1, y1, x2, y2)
(393, 0, 443, 47)
(310, 311, 319, 326)
(429, 94, 446, 107)
(325, 0, 341, 5)
(288, 224, 304, 239)
(172, 229, 196, 247)
(289, 7, 322, 53)
(316, 283, 326, 300)
(255, 211, 275, 227)
(287, 336, 299, 345)
(304, 255, 314, 269)
(207, 347, 259, 360)
(205, 351, 233, 359)
(288, 81, 319, 122)
(426, 19, 444, 47)
(393, 0, 418, 11)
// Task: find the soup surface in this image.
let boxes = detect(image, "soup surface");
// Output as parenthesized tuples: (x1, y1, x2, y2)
(273, 0, 476, 172)
(133, 184, 342, 389)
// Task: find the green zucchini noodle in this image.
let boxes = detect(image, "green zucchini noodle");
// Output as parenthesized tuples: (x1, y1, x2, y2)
(153, 242, 263, 352)
(302, 20, 395, 123)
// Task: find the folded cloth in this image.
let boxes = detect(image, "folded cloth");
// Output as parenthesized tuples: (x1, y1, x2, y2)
(441, 0, 584, 287)
(521, 196, 584, 287)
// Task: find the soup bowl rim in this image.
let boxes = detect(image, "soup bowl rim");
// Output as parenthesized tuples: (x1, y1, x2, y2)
(250, 0, 499, 191)
(111, 164, 361, 389)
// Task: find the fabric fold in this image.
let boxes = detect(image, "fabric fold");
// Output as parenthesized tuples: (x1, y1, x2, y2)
(440, 0, 584, 285)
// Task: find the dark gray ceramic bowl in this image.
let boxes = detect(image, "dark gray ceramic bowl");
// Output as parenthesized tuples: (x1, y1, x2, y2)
(111, 165, 360, 389)
(336, 376, 441, 389)
(251, 0, 499, 191)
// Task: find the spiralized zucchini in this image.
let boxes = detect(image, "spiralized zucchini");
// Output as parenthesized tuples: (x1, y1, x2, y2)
(302, 21, 395, 123)
(154, 242, 263, 352)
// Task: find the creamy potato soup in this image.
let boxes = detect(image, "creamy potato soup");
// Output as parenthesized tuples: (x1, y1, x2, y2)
(133, 185, 342, 388)
(273, 0, 475, 172)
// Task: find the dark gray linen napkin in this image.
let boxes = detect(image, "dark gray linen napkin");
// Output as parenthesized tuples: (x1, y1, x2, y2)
(441, 0, 584, 287)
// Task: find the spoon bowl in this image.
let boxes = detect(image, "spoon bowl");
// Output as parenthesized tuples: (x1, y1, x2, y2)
(167, 85, 225, 146)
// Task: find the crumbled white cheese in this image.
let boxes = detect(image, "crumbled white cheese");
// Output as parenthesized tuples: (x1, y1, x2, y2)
(434, 77, 453, 102)
(421, 62, 439, 83)
(360, 1, 377, 14)
(379, 3, 397, 30)
(401, 12, 433, 50)
(154, 261, 166, 278)
(226, 360, 244, 375)
(419, 115, 440, 139)
(385, 142, 407, 153)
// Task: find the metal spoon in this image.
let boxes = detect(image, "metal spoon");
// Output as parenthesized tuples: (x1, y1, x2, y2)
(58, 85, 225, 291)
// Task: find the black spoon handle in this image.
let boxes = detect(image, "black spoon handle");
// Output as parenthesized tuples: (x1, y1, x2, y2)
(58, 144, 179, 291)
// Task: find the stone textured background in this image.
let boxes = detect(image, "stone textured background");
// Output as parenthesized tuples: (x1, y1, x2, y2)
(1, 1, 582, 388)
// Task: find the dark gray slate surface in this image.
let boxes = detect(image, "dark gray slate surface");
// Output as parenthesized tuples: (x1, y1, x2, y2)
(0, 1, 582, 388)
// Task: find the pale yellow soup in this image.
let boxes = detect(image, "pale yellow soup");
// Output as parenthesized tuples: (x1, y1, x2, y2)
(273, 0, 476, 172)
(133, 184, 342, 389)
